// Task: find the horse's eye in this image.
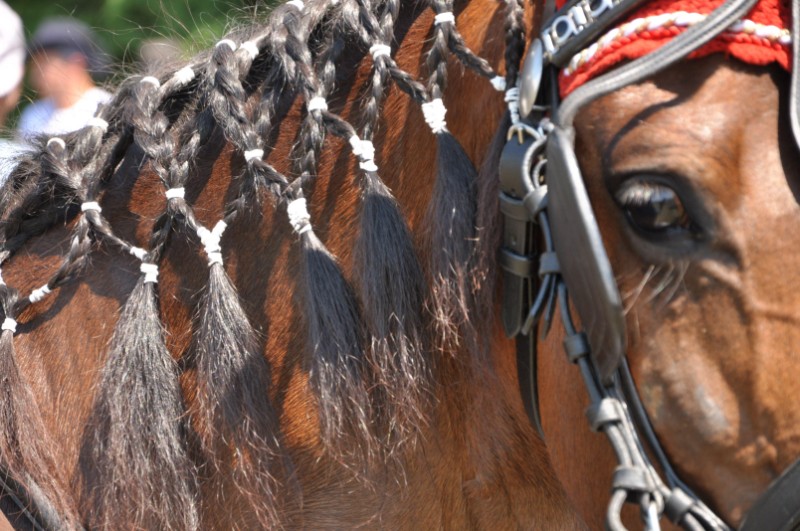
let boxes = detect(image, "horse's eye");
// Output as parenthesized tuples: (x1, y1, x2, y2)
(615, 180, 692, 234)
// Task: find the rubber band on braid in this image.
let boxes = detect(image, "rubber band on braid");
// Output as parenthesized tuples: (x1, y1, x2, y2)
(425, 0, 455, 120)
(427, 0, 503, 87)
(17, 119, 126, 313)
(351, 0, 429, 105)
(422, 0, 483, 350)
(358, 0, 395, 140)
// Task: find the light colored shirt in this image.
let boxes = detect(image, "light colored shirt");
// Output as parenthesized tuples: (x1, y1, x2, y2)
(18, 87, 111, 139)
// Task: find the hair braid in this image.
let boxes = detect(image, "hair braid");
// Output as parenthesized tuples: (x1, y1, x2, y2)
(277, 0, 377, 461)
(349, 0, 429, 104)
(336, 0, 432, 450)
(80, 72, 199, 530)
(420, 0, 482, 349)
(503, 0, 527, 87)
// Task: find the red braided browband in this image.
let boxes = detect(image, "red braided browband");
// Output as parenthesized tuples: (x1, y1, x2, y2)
(557, 0, 791, 95)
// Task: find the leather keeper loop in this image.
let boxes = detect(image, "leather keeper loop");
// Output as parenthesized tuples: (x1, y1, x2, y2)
(500, 248, 534, 277)
(612, 466, 651, 493)
(522, 186, 548, 219)
(538, 251, 560, 276)
(563, 331, 590, 362)
(664, 488, 695, 523)
(499, 192, 529, 220)
(585, 397, 622, 431)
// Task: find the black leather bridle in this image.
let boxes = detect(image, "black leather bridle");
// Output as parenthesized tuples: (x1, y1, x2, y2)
(499, 0, 800, 528)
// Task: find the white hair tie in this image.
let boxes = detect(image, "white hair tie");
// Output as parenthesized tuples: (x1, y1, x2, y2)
(347, 136, 378, 172)
(239, 40, 259, 60)
(348, 136, 375, 159)
(196, 220, 227, 266)
(287, 198, 312, 234)
(173, 66, 195, 86)
(87, 117, 109, 131)
(287, 0, 305, 10)
(244, 148, 264, 162)
(369, 44, 391, 60)
(307, 97, 328, 113)
(165, 187, 185, 200)
(216, 39, 236, 51)
(29, 285, 52, 304)
(434, 12, 455, 25)
(81, 201, 101, 213)
(46, 137, 66, 152)
(140, 263, 159, 284)
(140, 76, 161, 88)
(1, 318, 16, 334)
(421, 98, 447, 134)
(129, 246, 147, 260)
(359, 160, 378, 172)
(490, 75, 507, 92)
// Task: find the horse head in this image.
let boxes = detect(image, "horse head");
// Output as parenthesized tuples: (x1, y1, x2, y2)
(529, 0, 800, 527)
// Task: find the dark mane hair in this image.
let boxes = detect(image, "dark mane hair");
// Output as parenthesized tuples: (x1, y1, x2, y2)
(0, 0, 527, 527)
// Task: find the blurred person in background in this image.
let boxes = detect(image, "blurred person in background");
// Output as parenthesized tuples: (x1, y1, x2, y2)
(18, 17, 112, 139)
(0, 0, 26, 181)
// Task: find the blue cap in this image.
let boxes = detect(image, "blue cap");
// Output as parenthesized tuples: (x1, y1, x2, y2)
(28, 18, 111, 78)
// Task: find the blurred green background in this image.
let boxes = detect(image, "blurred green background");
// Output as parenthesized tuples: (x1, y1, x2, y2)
(7, 0, 279, 128)
(10, 0, 274, 63)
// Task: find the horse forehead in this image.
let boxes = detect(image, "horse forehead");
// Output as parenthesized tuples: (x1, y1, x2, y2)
(579, 60, 783, 189)
(587, 56, 778, 138)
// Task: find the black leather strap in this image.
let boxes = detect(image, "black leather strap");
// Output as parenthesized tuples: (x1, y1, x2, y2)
(739, 459, 800, 531)
(515, 331, 545, 438)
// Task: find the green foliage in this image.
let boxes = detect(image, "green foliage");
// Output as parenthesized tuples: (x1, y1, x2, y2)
(11, 0, 280, 63)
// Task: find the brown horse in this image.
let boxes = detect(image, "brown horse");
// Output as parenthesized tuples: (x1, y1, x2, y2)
(0, 0, 797, 528)
(0, 0, 585, 528)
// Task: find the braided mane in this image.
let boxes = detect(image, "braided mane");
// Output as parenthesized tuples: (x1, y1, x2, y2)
(0, 0, 527, 527)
